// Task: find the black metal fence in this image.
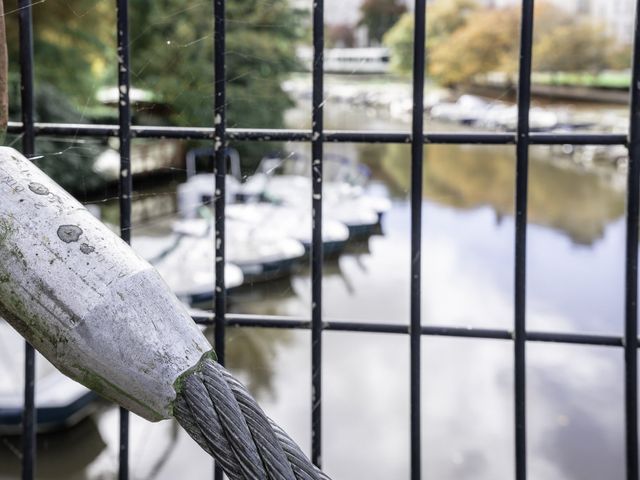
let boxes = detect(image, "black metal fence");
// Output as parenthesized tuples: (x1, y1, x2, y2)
(6, 0, 640, 479)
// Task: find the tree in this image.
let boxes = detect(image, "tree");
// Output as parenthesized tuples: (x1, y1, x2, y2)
(385, 0, 620, 87)
(429, 6, 520, 86)
(608, 43, 633, 71)
(358, 0, 407, 45)
(5, 0, 116, 113)
(424, 0, 478, 49)
(533, 21, 614, 74)
(3, 1, 114, 194)
(384, 0, 479, 75)
(327, 24, 356, 48)
(382, 13, 413, 73)
(123, 0, 304, 167)
(4, 0, 304, 182)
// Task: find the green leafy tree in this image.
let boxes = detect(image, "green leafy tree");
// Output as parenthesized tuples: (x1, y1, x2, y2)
(4, 1, 120, 194)
(125, 0, 303, 167)
(127, 0, 303, 131)
(6, 0, 115, 113)
(382, 13, 413, 73)
(358, 0, 407, 45)
(4, 0, 304, 184)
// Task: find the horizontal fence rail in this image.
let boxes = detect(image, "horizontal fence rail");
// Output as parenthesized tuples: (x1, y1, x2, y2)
(189, 312, 634, 347)
(8, 0, 640, 478)
(5, 122, 632, 145)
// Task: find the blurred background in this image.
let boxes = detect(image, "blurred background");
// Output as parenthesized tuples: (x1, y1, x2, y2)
(0, 0, 637, 478)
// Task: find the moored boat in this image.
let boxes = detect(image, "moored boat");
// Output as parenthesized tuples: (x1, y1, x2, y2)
(173, 216, 306, 283)
(0, 321, 98, 434)
(226, 202, 350, 256)
(132, 234, 244, 305)
(239, 152, 390, 236)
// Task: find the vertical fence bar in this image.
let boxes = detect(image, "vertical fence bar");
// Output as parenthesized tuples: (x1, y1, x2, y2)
(213, 0, 226, 368)
(514, 1, 535, 479)
(116, 0, 131, 478)
(625, 2, 640, 478)
(213, 0, 226, 477)
(311, 0, 324, 467)
(410, 0, 426, 477)
(18, 1, 36, 478)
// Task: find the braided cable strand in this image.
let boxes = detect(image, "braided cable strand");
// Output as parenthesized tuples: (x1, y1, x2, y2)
(174, 357, 331, 480)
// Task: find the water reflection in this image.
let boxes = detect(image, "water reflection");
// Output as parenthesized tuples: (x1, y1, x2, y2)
(0, 418, 106, 479)
(527, 344, 623, 480)
(0, 326, 295, 480)
(355, 141, 625, 246)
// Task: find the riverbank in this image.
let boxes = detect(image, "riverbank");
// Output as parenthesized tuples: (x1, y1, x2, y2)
(469, 80, 629, 105)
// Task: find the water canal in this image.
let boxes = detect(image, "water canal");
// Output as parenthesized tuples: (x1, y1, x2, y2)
(0, 86, 633, 479)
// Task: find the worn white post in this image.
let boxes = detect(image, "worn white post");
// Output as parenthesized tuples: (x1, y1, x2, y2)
(0, 147, 212, 421)
(0, 147, 331, 479)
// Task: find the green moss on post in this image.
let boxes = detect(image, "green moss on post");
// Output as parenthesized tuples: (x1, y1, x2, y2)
(170, 349, 217, 415)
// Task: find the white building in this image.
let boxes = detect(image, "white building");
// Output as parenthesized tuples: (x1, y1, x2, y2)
(590, 0, 635, 45)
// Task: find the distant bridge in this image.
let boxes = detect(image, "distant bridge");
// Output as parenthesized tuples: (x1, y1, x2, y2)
(296, 47, 391, 74)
